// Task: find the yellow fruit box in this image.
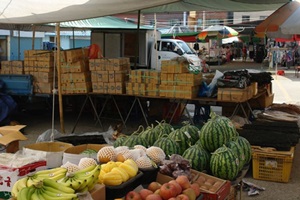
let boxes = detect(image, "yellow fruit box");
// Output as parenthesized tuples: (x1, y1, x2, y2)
(252, 146, 295, 183)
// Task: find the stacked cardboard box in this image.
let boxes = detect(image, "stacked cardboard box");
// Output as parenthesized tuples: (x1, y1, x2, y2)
(60, 48, 91, 94)
(159, 60, 202, 99)
(23, 50, 55, 94)
(0, 61, 24, 74)
(126, 69, 160, 96)
(90, 57, 130, 94)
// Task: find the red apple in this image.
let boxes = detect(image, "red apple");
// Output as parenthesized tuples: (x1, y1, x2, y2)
(125, 191, 142, 200)
(169, 198, 177, 200)
(175, 175, 191, 190)
(145, 193, 163, 200)
(190, 183, 201, 197)
(148, 181, 162, 193)
(139, 188, 153, 200)
(176, 194, 189, 200)
(182, 188, 196, 200)
(169, 180, 182, 195)
(160, 182, 178, 200)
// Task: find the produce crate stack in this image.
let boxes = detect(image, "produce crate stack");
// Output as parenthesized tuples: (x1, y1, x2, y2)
(90, 57, 130, 94)
(0, 61, 24, 75)
(23, 50, 55, 94)
(159, 59, 202, 99)
(60, 48, 91, 94)
(126, 69, 161, 96)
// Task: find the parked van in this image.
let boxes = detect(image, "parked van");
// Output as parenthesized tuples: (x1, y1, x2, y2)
(150, 38, 202, 71)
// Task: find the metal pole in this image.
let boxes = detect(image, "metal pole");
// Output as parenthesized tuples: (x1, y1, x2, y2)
(56, 23, 65, 133)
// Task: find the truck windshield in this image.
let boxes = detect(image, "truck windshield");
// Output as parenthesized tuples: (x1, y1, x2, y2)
(177, 41, 196, 55)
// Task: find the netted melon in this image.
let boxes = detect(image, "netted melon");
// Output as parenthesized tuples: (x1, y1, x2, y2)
(61, 161, 80, 173)
(135, 156, 153, 169)
(78, 157, 97, 169)
(97, 146, 116, 163)
(146, 146, 166, 164)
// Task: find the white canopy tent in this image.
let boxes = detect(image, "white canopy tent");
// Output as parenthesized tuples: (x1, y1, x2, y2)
(0, 0, 290, 25)
(0, 0, 290, 133)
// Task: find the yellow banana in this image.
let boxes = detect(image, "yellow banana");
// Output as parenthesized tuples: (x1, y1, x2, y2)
(35, 167, 67, 176)
(26, 186, 37, 200)
(71, 164, 97, 177)
(43, 178, 75, 194)
(17, 186, 30, 200)
(40, 189, 78, 199)
(11, 177, 28, 198)
(26, 175, 41, 187)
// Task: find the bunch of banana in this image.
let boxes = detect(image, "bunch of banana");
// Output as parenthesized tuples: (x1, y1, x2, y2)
(16, 178, 78, 200)
(59, 164, 101, 193)
(11, 167, 68, 198)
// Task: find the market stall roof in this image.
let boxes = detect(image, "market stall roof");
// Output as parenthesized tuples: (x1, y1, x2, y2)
(0, 0, 290, 26)
(140, 0, 289, 13)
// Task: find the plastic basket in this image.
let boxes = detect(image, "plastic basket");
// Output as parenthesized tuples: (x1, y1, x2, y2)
(252, 146, 294, 183)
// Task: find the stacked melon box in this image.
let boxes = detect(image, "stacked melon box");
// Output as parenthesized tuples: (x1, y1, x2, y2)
(0, 61, 24, 75)
(89, 57, 130, 94)
(23, 50, 55, 94)
(126, 69, 160, 96)
(159, 59, 202, 99)
(59, 48, 91, 94)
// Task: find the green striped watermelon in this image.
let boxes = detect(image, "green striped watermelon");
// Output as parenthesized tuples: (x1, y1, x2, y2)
(139, 125, 161, 146)
(236, 136, 252, 165)
(210, 145, 239, 181)
(182, 145, 210, 172)
(154, 121, 174, 136)
(122, 126, 149, 148)
(199, 111, 238, 152)
(113, 135, 128, 148)
(226, 139, 245, 171)
(179, 123, 200, 145)
(168, 129, 193, 155)
(153, 136, 180, 156)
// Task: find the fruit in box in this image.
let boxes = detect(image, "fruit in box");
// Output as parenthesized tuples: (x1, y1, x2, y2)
(148, 181, 162, 192)
(125, 191, 142, 200)
(159, 182, 178, 200)
(139, 188, 154, 200)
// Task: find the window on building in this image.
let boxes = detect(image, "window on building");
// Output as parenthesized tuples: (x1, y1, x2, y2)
(207, 19, 220, 26)
(259, 16, 268, 20)
(170, 19, 181, 26)
(197, 19, 203, 27)
(242, 15, 250, 22)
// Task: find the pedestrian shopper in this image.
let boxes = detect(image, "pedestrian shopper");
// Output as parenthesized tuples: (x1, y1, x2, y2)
(242, 45, 247, 62)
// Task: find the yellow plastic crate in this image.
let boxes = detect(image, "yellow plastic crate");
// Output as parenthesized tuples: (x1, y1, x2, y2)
(252, 146, 294, 183)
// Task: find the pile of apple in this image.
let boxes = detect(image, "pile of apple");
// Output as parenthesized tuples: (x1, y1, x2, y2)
(125, 175, 201, 200)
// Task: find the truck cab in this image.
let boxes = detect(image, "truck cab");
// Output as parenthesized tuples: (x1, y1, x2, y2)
(150, 39, 202, 71)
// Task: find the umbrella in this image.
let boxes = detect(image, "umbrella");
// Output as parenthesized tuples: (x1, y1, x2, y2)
(197, 25, 239, 42)
(255, 1, 300, 39)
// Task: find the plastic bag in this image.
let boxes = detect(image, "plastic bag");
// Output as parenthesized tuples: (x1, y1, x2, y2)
(36, 129, 67, 143)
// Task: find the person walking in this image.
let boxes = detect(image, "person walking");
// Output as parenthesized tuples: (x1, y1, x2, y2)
(242, 45, 247, 62)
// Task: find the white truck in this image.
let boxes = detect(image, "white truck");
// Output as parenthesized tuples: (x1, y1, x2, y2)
(90, 29, 202, 71)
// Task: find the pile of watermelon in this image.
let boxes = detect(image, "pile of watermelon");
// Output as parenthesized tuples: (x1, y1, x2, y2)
(197, 111, 252, 181)
(113, 113, 251, 181)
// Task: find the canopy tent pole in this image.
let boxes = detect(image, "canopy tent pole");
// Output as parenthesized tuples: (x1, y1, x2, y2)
(32, 25, 35, 50)
(17, 26, 20, 60)
(72, 27, 75, 48)
(56, 23, 65, 133)
(134, 10, 141, 69)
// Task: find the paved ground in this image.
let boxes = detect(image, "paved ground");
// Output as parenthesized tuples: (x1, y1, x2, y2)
(15, 59, 300, 200)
